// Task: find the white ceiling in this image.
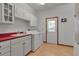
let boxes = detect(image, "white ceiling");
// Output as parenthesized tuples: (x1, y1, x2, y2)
(27, 3, 67, 11)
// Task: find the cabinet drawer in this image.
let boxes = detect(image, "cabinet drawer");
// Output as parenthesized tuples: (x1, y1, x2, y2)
(0, 40, 10, 49)
(1, 52, 10, 56)
(25, 38, 31, 44)
(22, 36, 31, 41)
(11, 38, 23, 44)
(26, 36, 31, 39)
(0, 47, 10, 56)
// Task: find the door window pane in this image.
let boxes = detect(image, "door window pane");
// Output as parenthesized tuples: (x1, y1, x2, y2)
(4, 9, 8, 15)
(9, 5, 12, 16)
(9, 17, 12, 22)
(4, 3, 8, 9)
(4, 16, 8, 21)
(48, 20, 55, 32)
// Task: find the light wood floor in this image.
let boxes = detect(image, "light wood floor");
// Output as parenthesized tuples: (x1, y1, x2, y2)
(28, 43, 73, 56)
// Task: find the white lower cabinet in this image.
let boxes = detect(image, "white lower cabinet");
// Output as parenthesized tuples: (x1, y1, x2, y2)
(0, 35, 31, 56)
(11, 43, 24, 56)
(11, 38, 24, 56)
(22, 36, 31, 55)
(11, 36, 31, 56)
(23, 38, 31, 55)
(0, 47, 10, 56)
(0, 40, 10, 56)
(1, 52, 10, 56)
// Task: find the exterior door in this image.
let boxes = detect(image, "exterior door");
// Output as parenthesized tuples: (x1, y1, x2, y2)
(46, 17, 58, 44)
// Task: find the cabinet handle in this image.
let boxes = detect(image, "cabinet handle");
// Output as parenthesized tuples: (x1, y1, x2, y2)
(0, 46, 1, 48)
(23, 43, 25, 45)
(0, 52, 1, 54)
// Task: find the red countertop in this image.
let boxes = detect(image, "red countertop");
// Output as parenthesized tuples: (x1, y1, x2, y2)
(0, 32, 32, 42)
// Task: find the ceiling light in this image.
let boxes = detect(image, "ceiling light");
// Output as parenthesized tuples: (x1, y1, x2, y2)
(40, 3, 45, 5)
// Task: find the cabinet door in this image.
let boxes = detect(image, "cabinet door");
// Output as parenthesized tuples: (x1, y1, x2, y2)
(25, 12, 30, 21)
(1, 52, 10, 56)
(0, 46, 10, 56)
(0, 40, 10, 56)
(15, 6, 21, 18)
(27, 39, 31, 51)
(11, 38, 23, 56)
(0, 40, 10, 49)
(15, 6, 25, 19)
(23, 37, 31, 55)
(30, 15, 37, 26)
(2, 3, 14, 24)
(11, 42, 23, 56)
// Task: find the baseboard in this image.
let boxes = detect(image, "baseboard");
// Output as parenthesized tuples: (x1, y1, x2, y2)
(25, 50, 32, 56)
(58, 44, 73, 47)
(43, 42, 73, 47)
(43, 41, 47, 43)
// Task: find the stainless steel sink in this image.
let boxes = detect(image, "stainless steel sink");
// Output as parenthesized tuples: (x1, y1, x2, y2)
(11, 34, 25, 36)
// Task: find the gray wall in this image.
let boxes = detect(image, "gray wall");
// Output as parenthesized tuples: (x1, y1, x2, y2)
(74, 4, 79, 43)
(75, 16, 79, 43)
(36, 3, 74, 45)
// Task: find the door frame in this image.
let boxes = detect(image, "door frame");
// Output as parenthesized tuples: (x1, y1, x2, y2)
(45, 16, 59, 44)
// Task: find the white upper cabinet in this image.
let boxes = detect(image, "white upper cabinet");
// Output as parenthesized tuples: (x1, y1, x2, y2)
(15, 5, 24, 19)
(15, 4, 37, 26)
(30, 14, 37, 26)
(0, 3, 14, 24)
(15, 4, 29, 20)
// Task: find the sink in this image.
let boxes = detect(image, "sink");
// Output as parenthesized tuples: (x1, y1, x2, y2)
(26, 31, 40, 34)
(11, 34, 25, 36)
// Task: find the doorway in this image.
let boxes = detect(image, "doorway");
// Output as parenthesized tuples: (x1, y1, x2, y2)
(46, 17, 59, 44)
